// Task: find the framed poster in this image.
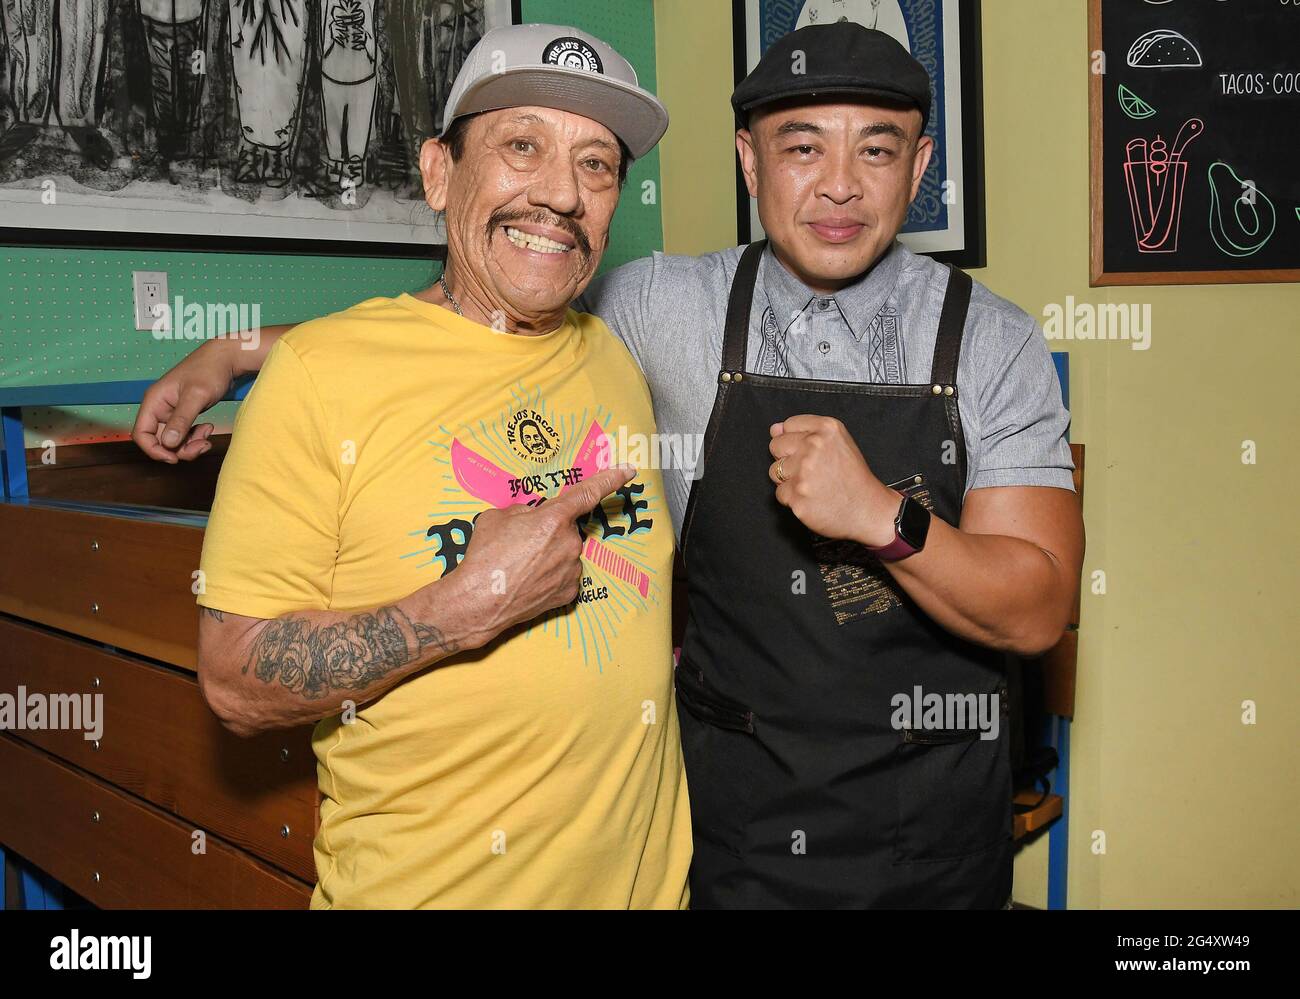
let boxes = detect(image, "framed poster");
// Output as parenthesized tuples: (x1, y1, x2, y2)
(733, 0, 985, 267)
(1089, 0, 1300, 285)
(0, 0, 519, 256)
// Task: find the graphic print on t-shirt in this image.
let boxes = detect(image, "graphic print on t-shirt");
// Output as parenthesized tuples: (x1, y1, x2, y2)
(401, 382, 663, 670)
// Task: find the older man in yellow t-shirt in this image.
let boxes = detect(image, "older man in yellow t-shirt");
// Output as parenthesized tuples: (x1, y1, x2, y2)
(193, 25, 691, 908)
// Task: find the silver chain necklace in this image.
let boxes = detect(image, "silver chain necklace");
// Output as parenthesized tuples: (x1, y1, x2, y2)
(439, 272, 463, 317)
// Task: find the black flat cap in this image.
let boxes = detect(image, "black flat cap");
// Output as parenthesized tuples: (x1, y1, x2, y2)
(732, 22, 932, 134)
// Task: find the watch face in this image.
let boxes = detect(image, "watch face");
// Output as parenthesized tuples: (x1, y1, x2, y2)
(897, 497, 931, 551)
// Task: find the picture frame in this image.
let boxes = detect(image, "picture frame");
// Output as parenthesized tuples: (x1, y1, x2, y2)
(0, 0, 521, 257)
(732, 0, 985, 268)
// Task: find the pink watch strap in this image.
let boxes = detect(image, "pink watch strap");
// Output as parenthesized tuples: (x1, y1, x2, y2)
(865, 494, 919, 562)
(865, 533, 918, 562)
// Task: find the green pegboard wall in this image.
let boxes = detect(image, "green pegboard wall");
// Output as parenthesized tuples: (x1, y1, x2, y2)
(0, 0, 662, 446)
(1, 249, 437, 445)
(524, 0, 664, 272)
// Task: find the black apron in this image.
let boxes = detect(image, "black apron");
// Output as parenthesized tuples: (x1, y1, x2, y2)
(676, 241, 1013, 909)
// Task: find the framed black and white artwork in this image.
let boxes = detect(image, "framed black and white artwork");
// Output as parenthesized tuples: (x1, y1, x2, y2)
(733, 0, 985, 267)
(0, 0, 519, 255)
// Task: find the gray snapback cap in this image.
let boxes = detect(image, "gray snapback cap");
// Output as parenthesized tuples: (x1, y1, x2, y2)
(440, 23, 669, 160)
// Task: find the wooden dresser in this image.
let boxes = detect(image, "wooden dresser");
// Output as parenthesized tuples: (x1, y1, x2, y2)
(0, 435, 315, 908)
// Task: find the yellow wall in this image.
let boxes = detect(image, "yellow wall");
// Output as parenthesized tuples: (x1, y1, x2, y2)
(654, 0, 1299, 908)
(655, 1, 739, 255)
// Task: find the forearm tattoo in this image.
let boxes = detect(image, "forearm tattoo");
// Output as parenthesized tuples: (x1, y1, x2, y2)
(241, 605, 459, 700)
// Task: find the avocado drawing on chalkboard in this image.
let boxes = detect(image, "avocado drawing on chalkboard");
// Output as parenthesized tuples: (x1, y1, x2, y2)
(1208, 162, 1277, 258)
(1118, 84, 1157, 120)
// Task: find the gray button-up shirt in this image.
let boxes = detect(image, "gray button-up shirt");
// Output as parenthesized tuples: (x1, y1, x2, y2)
(578, 241, 1074, 542)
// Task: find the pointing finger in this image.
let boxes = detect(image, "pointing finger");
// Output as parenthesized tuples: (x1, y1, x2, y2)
(549, 465, 636, 517)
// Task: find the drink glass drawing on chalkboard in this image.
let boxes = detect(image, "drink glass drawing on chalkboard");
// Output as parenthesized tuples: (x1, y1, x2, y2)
(1122, 117, 1203, 254)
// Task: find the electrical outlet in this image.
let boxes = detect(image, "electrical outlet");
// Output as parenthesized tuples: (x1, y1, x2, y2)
(133, 270, 169, 332)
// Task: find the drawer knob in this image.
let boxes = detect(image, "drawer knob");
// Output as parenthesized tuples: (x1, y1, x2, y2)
(90, 603, 100, 614)
(90, 540, 100, 552)
(280, 748, 290, 763)
(91, 740, 101, 751)
(280, 824, 291, 839)
(91, 811, 100, 823)
(92, 872, 101, 883)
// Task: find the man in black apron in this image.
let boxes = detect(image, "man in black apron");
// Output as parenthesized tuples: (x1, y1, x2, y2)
(673, 24, 1084, 908)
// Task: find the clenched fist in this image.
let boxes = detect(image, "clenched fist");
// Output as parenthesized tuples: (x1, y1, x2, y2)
(768, 415, 900, 546)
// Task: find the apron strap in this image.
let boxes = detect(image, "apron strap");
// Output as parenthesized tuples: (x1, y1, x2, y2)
(929, 264, 973, 388)
(721, 240, 768, 374)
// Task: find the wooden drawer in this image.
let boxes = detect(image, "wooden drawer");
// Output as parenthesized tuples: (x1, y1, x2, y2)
(0, 503, 203, 670)
(0, 735, 311, 909)
(0, 616, 317, 882)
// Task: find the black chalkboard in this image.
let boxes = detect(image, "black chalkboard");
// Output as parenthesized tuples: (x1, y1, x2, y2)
(1090, 0, 1300, 285)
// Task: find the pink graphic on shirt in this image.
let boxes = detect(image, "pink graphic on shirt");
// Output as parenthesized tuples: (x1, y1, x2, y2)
(450, 419, 612, 508)
(570, 419, 614, 479)
(584, 536, 651, 598)
(450, 439, 526, 508)
(411, 392, 664, 672)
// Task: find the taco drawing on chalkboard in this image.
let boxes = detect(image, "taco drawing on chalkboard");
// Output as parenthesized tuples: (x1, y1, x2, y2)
(1127, 29, 1202, 69)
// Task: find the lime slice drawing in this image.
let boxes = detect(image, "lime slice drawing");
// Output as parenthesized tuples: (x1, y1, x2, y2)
(1118, 84, 1157, 120)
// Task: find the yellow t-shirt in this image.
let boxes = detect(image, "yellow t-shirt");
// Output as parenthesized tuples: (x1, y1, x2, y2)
(198, 293, 692, 909)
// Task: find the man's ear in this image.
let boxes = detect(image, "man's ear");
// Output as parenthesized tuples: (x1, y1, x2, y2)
(419, 138, 451, 212)
(736, 129, 760, 199)
(910, 134, 934, 204)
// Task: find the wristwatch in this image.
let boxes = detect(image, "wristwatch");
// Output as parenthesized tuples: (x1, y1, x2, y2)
(866, 494, 931, 562)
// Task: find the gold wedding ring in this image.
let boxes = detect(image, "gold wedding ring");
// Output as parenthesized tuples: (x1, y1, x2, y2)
(775, 458, 789, 483)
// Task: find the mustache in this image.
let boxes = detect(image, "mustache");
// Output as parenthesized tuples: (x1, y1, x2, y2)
(486, 208, 593, 261)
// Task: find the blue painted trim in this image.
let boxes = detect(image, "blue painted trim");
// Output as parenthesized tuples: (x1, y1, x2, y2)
(2, 407, 29, 500)
(0, 376, 253, 501)
(1044, 351, 1072, 907)
(1047, 715, 1071, 909)
(20, 865, 47, 910)
(42, 874, 65, 910)
(0, 377, 252, 407)
(230, 374, 255, 400)
(1051, 351, 1069, 413)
